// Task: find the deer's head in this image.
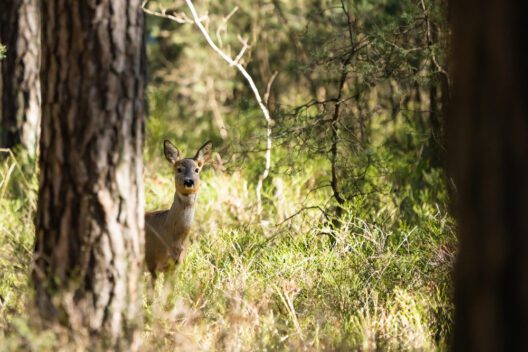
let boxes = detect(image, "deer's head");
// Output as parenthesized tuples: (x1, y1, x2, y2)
(163, 140, 213, 196)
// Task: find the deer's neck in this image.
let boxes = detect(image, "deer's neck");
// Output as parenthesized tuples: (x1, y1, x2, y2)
(166, 192, 197, 240)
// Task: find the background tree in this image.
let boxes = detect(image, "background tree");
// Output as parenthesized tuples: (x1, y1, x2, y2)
(449, 0, 528, 350)
(0, 0, 40, 155)
(145, 0, 449, 222)
(33, 1, 146, 348)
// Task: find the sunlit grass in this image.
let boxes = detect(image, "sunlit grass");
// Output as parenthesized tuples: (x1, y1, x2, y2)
(141, 138, 455, 350)
(0, 122, 455, 350)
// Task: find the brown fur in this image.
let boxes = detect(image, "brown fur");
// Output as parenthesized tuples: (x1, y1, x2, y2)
(145, 140, 212, 278)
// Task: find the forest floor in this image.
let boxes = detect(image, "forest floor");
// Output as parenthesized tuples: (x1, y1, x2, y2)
(0, 114, 456, 351)
(0, 97, 456, 351)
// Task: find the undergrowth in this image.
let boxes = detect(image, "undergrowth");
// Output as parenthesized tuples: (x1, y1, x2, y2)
(0, 110, 456, 350)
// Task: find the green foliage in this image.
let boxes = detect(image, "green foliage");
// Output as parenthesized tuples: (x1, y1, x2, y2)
(144, 0, 449, 217)
(0, 0, 453, 349)
(0, 44, 6, 59)
(0, 149, 39, 350)
(0, 116, 455, 349)
(143, 121, 455, 350)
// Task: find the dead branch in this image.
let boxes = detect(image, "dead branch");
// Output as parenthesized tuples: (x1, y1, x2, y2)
(216, 6, 239, 47)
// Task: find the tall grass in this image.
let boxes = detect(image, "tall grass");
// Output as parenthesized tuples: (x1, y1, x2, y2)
(142, 159, 455, 351)
(0, 107, 455, 350)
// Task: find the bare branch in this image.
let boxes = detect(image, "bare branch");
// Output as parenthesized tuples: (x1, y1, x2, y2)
(264, 71, 279, 105)
(233, 35, 249, 65)
(142, 0, 208, 24)
(142, 0, 194, 23)
(216, 6, 239, 47)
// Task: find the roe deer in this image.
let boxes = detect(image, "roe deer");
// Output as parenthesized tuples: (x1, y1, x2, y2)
(145, 140, 212, 279)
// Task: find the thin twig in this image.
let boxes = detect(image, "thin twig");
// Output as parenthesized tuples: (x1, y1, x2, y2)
(233, 35, 249, 65)
(216, 6, 239, 47)
(141, 0, 196, 24)
(419, 0, 449, 85)
(276, 205, 329, 226)
(264, 71, 279, 105)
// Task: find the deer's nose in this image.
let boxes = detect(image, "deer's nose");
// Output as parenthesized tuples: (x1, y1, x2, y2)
(184, 179, 194, 188)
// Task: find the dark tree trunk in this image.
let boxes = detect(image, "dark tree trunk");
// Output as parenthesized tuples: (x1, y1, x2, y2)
(33, 1, 146, 348)
(413, 82, 426, 131)
(449, 0, 528, 351)
(0, 0, 40, 155)
(428, 70, 442, 167)
(427, 10, 449, 169)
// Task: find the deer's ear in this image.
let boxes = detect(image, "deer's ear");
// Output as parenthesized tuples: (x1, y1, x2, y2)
(164, 140, 180, 164)
(194, 140, 213, 166)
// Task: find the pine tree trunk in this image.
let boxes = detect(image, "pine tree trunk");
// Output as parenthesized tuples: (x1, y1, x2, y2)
(33, 1, 146, 348)
(449, 0, 528, 350)
(0, 0, 40, 155)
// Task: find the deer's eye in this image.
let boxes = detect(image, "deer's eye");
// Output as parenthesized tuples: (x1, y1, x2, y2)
(195, 168, 199, 173)
(176, 167, 183, 173)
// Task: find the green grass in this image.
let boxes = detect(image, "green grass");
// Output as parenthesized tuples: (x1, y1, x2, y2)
(0, 114, 456, 350)
(142, 166, 455, 350)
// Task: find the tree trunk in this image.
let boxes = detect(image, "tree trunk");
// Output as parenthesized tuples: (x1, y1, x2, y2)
(427, 10, 448, 169)
(428, 68, 442, 167)
(0, 0, 40, 155)
(33, 1, 146, 348)
(449, 0, 528, 350)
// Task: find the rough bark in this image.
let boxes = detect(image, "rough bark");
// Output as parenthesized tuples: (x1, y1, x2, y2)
(0, 0, 40, 155)
(33, 1, 146, 348)
(449, 0, 528, 350)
